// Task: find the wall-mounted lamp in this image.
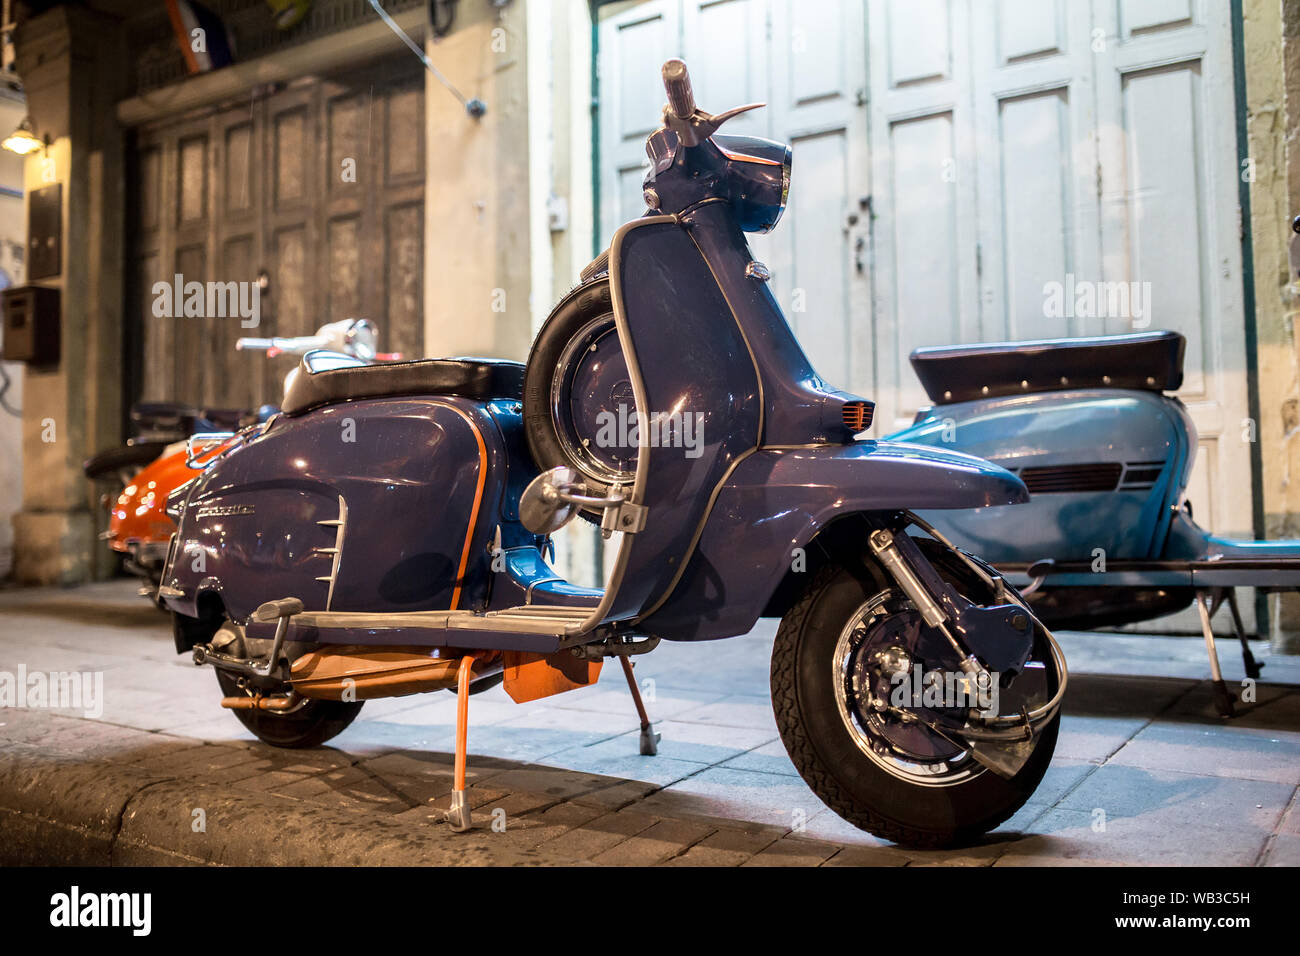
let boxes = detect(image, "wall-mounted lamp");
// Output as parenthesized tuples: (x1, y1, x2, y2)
(1, 115, 43, 156)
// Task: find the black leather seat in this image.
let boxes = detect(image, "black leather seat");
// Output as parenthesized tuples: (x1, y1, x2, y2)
(910, 331, 1185, 405)
(281, 355, 526, 417)
(130, 400, 245, 436)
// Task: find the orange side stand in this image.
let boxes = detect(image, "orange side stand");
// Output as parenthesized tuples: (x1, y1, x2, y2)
(440, 655, 475, 831)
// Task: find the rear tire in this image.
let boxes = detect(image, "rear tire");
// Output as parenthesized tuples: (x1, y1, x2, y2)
(770, 547, 1060, 848)
(215, 669, 363, 749)
(522, 277, 631, 500)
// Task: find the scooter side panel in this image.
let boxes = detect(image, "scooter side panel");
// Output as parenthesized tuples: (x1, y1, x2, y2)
(602, 217, 762, 623)
(887, 390, 1188, 564)
(162, 397, 503, 625)
(639, 440, 1026, 641)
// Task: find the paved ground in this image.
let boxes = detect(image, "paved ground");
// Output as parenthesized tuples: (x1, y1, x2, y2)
(1, 579, 1298, 866)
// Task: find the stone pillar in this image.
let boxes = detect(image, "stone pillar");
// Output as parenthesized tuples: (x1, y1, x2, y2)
(10, 6, 127, 585)
(423, 1, 533, 360)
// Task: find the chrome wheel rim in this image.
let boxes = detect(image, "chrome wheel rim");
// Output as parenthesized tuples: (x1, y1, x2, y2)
(832, 589, 985, 788)
(549, 312, 637, 487)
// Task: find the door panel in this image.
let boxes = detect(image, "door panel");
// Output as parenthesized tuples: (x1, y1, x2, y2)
(762, 0, 869, 395)
(868, 0, 977, 429)
(1093, 0, 1250, 539)
(129, 62, 426, 411)
(598, 1, 682, 239)
(599, 0, 869, 396)
(969, 0, 1100, 343)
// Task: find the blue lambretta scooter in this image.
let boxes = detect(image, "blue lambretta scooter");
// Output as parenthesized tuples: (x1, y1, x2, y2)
(889, 329, 1300, 717)
(159, 59, 1066, 848)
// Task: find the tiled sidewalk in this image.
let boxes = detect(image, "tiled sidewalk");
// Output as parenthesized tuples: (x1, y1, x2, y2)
(0, 581, 1297, 865)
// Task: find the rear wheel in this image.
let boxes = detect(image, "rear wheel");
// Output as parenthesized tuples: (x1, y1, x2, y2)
(215, 669, 363, 749)
(523, 277, 634, 500)
(770, 543, 1060, 848)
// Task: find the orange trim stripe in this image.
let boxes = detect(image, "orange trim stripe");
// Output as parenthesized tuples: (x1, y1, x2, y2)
(449, 411, 488, 611)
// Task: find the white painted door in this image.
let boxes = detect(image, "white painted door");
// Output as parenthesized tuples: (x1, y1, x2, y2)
(598, 0, 871, 392)
(598, 1, 683, 238)
(867, 0, 1251, 541)
(599, 0, 1251, 544)
(1091, 0, 1252, 539)
(865, 0, 980, 430)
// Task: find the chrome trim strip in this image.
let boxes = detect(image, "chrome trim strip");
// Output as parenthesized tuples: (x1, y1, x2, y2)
(314, 494, 348, 610)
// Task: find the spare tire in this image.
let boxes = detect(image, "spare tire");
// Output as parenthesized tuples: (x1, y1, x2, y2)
(522, 277, 638, 501)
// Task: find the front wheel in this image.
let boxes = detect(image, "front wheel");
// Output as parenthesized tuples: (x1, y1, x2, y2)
(771, 549, 1060, 849)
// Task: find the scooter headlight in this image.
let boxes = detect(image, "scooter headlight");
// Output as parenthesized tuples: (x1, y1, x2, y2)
(714, 133, 793, 234)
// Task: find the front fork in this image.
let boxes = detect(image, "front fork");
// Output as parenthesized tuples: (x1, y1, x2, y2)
(865, 513, 1069, 771)
(868, 527, 991, 691)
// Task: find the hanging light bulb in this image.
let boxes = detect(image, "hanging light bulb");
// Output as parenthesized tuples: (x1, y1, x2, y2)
(1, 116, 44, 156)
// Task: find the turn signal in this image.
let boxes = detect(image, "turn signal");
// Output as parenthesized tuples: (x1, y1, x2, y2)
(842, 401, 873, 433)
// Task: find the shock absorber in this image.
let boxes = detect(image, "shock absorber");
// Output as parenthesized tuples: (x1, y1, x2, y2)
(867, 528, 991, 691)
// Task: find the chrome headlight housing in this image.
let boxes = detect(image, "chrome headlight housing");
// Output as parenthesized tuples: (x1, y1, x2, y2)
(713, 133, 793, 234)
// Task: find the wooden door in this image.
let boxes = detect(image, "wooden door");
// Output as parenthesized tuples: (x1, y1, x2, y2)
(128, 61, 426, 412)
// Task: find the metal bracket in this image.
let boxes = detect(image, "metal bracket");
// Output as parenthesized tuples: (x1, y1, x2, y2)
(601, 498, 647, 536)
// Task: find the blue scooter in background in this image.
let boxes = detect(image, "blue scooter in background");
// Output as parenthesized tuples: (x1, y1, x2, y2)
(890, 328, 1300, 717)
(158, 59, 1066, 847)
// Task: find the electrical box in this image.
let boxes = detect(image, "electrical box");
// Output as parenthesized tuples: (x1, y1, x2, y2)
(1, 285, 61, 366)
(28, 183, 62, 280)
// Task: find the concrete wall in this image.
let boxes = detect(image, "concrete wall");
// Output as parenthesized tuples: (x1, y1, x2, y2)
(0, 93, 26, 579)
(9, 5, 127, 585)
(422, 2, 533, 360)
(1243, 0, 1300, 648)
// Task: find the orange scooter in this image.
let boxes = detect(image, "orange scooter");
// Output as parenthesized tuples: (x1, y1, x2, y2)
(88, 319, 393, 592)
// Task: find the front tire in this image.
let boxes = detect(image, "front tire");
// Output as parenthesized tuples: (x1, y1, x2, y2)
(215, 669, 363, 749)
(770, 551, 1060, 849)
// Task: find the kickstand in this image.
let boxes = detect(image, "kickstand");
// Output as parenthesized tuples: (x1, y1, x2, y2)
(436, 655, 475, 831)
(619, 656, 660, 755)
(1195, 589, 1236, 718)
(1225, 589, 1264, 680)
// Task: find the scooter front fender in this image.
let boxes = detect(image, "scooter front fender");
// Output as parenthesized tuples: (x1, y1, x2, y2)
(762, 439, 1029, 510)
(638, 440, 1026, 641)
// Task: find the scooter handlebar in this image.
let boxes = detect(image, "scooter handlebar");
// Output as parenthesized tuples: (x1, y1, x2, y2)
(662, 58, 696, 119)
(236, 335, 329, 355)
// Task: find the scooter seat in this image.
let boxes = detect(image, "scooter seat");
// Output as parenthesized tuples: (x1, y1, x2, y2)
(910, 330, 1185, 404)
(281, 355, 526, 416)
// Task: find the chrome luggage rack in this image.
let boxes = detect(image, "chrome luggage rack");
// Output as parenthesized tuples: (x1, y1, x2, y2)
(185, 430, 245, 469)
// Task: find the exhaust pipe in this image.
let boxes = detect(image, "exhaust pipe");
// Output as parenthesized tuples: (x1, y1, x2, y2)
(221, 694, 299, 712)
(289, 645, 501, 701)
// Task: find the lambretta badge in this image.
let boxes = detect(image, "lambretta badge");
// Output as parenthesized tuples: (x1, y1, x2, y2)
(49, 886, 151, 936)
(196, 504, 256, 518)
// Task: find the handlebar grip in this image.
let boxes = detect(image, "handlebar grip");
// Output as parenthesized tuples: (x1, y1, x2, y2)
(236, 337, 273, 351)
(662, 58, 696, 119)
